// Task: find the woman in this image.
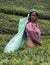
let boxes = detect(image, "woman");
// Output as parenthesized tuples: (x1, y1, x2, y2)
(25, 9, 42, 47)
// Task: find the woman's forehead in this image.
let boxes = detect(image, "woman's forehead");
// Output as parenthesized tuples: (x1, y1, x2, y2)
(31, 12, 37, 15)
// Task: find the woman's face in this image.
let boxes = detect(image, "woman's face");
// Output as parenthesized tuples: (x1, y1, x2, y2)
(30, 12, 38, 22)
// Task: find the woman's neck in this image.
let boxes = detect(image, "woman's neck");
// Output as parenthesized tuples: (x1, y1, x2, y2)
(31, 21, 37, 24)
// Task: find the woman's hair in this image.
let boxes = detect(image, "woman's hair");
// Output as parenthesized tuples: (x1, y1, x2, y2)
(28, 9, 40, 21)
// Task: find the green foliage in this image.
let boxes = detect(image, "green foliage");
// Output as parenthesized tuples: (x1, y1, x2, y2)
(0, 3, 29, 14)
(0, 34, 50, 64)
(38, 19, 50, 34)
(0, 13, 50, 34)
(0, 0, 50, 64)
(0, 0, 50, 15)
(0, 13, 23, 31)
(0, 34, 14, 53)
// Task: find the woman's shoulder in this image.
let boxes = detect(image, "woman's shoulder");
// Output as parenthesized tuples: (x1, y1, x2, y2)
(26, 22, 32, 29)
(26, 22, 32, 26)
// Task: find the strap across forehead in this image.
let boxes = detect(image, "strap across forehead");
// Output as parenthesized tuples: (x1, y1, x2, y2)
(29, 9, 40, 14)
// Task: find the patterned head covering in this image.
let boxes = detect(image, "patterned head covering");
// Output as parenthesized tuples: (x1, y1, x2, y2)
(28, 9, 40, 17)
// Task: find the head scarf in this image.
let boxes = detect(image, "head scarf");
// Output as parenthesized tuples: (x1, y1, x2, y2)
(28, 9, 40, 21)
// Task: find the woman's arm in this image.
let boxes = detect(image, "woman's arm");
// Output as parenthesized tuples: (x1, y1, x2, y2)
(26, 29, 42, 45)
